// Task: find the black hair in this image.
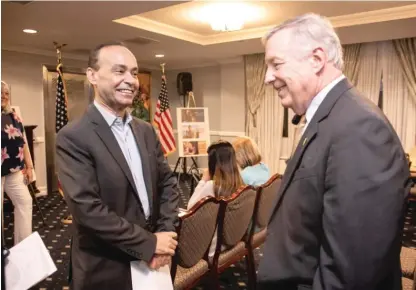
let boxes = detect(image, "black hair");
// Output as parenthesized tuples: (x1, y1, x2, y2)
(88, 41, 127, 70)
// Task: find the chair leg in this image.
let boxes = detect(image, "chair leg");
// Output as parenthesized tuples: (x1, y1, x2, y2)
(246, 248, 257, 290)
(209, 268, 220, 290)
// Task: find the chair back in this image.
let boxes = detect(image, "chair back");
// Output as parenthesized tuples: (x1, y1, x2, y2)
(220, 186, 257, 248)
(255, 174, 282, 229)
(175, 197, 220, 268)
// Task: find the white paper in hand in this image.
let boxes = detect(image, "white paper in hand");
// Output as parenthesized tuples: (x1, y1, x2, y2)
(130, 260, 173, 290)
(5, 231, 57, 290)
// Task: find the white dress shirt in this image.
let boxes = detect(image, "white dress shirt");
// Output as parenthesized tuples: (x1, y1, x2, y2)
(303, 74, 346, 134)
(94, 101, 150, 218)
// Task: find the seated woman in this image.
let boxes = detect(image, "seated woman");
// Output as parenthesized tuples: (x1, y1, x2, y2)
(187, 140, 244, 257)
(232, 136, 270, 186)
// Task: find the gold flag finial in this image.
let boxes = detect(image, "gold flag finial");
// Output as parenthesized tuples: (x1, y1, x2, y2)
(53, 41, 67, 64)
(160, 63, 166, 75)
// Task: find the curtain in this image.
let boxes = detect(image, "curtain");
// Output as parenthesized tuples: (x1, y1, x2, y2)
(381, 41, 416, 152)
(256, 85, 285, 175)
(356, 42, 382, 105)
(244, 54, 267, 138)
(343, 43, 362, 85)
(392, 38, 416, 105)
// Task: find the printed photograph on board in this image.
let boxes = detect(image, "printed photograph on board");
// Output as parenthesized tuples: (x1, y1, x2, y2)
(177, 107, 210, 157)
(182, 124, 205, 139)
(181, 108, 205, 123)
(182, 141, 208, 156)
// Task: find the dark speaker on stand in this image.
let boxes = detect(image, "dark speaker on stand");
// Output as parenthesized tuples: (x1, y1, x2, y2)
(177, 72, 193, 98)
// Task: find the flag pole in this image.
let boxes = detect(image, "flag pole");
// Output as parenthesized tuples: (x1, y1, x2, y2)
(53, 41, 72, 225)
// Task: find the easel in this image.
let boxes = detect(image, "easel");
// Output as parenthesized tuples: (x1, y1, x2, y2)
(173, 91, 202, 193)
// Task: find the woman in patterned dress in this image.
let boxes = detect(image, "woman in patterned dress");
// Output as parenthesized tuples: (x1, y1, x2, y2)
(1, 81, 33, 244)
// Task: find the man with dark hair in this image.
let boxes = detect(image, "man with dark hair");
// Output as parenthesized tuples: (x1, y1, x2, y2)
(56, 42, 179, 289)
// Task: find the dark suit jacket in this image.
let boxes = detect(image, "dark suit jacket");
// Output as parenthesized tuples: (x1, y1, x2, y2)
(257, 79, 412, 290)
(56, 105, 178, 290)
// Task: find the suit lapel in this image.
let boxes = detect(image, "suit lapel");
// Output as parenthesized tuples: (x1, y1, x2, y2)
(271, 123, 317, 214)
(270, 78, 353, 218)
(88, 105, 139, 197)
(129, 119, 153, 213)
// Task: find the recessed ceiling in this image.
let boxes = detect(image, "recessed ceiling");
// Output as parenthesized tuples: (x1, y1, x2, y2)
(2, 1, 416, 70)
(115, 1, 416, 45)
(133, 1, 412, 36)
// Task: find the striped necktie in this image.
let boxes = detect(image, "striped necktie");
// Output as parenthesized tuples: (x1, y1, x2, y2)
(291, 115, 307, 156)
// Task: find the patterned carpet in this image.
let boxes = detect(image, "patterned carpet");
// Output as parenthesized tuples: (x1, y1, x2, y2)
(2, 177, 416, 290)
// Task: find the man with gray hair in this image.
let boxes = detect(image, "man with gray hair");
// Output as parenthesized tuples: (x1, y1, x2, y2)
(258, 13, 411, 290)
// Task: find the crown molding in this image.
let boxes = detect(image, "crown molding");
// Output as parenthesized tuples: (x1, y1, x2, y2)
(2, 45, 89, 62)
(330, 4, 416, 28)
(114, 4, 416, 46)
(2, 45, 161, 71)
(114, 15, 206, 45)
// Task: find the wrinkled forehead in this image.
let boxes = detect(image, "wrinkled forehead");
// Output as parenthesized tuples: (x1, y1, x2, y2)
(98, 46, 138, 69)
(265, 28, 308, 63)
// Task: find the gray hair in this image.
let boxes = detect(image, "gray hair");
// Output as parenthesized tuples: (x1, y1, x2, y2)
(1, 81, 13, 114)
(263, 13, 344, 70)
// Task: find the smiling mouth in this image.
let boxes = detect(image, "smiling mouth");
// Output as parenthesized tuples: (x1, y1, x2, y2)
(116, 89, 134, 94)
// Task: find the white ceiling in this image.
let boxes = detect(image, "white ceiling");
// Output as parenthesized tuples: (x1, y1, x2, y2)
(2, 1, 416, 70)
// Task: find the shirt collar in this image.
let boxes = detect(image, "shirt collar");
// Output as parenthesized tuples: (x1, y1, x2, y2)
(93, 100, 132, 127)
(305, 74, 345, 124)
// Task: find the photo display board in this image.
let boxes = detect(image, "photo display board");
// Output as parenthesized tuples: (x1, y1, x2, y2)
(177, 107, 210, 157)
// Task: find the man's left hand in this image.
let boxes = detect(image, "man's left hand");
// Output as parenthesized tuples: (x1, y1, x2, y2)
(148, 254, 171, 270)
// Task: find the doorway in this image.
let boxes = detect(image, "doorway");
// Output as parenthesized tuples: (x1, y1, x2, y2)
(42, 65, 93, 193)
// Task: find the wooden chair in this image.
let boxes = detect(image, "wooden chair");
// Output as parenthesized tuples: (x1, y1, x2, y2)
(171, 196, 220, 290)
(401, 247, 416, 280)
(245, 174, 282, 289)
(402, 261, 415, 290)
(210, 185, 258, 289)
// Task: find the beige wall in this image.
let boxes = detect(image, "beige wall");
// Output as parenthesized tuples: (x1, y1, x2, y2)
(1, 50, 246, 192)
(151, 59, 246, 170)
(1, 50, 86, 194)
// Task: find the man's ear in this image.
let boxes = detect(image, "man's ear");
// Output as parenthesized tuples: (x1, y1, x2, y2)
(311, 47, 326, 74)
(86, 67, 98, 85)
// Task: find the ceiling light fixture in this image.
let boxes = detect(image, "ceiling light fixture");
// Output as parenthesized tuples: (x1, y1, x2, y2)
(192, 2, 264, 32)
(23, 29, 37, 34)
(155, 54, 164, 58)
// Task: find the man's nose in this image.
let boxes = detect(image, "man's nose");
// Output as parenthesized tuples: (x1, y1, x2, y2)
(264, 69, 275, 84)
(125, 72, 138, 84)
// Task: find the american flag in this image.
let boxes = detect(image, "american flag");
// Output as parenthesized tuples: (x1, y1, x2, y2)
(55, 63, 68, 133)
(55, 63, 68, 198)
(153, 75, 176, 155)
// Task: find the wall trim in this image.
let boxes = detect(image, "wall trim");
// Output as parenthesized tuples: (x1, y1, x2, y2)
(37, 186, 48, 196)
(172, 129, 245, 137)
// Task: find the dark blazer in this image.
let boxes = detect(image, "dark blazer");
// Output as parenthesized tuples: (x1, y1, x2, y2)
(257, 79, 411, 290)
(56, 105, 178, 290)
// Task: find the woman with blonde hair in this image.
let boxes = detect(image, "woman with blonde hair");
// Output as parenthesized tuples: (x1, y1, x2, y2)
(1, 80, 33, 244)
(187, 140, 244, 257)
(232, 136, 270, 186)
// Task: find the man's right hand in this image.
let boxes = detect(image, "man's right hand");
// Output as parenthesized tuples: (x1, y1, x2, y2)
(154, 232, 178, 256)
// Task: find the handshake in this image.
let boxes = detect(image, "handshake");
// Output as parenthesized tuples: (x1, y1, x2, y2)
(148, 231, 178, 270)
